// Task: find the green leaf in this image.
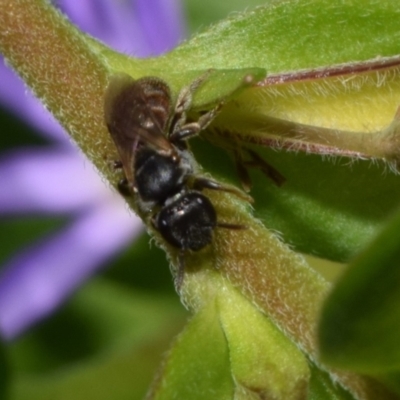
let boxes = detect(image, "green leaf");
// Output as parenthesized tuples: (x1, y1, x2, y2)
(185, 0, 268, 33)
(307, 364, 355, 400)
(318, 207, 400, 377)
(166, 0, 400, 72)
(192, 139, 400, 262)
(88, 38, 266, 107)
(148, 275, 310, 400)
(216, 281, 310, 400)
(149, 295, 234, 400)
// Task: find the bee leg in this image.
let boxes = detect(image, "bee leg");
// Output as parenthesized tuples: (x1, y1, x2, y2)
(235, 149, 285, 188)
(234, 151, 253, 193)
(174, 250, 186, 291)
(174, 70, 214, 119)
(192, 177, 253, 204)
(106, 158, 123, 174)
(170, 70, 219, 141)
(170, 103, 223, 143)
(117, 178, 132, 197)
(110, 160, 133, 197)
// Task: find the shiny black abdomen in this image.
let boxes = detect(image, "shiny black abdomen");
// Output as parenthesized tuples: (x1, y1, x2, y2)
(154, 192, 217, 251)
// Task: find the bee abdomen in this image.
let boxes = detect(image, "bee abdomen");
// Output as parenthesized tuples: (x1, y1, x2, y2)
(154, 192, 217, 251)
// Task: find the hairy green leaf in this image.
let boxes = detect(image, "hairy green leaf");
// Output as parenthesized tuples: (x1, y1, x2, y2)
(319, 207, 400, 378)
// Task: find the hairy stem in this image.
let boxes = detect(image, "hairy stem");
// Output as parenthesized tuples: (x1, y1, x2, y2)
(0, 0, 115, 180)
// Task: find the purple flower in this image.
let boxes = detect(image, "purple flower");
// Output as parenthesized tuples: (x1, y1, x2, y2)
(0, 0, 186, 340)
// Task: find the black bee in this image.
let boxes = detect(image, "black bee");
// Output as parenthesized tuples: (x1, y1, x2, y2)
(104, 72, 248, 287)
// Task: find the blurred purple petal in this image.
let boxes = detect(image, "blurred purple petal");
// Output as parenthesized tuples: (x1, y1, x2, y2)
(0, 203, 142, 339)
(135, 0, 186, 55)
(0, 148, 121, 214)
(57, 0, 186, 56)
(0, 61, 67, 141)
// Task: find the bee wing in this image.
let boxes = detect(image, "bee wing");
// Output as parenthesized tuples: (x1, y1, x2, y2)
(104, 73, 174, 186)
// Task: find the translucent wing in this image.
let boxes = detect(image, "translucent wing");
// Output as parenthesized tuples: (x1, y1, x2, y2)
(104, 73, 174, 186)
